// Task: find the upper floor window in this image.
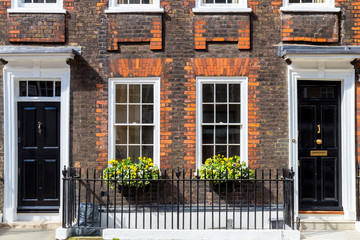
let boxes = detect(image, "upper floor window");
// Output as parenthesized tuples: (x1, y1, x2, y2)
(106, 0, 163, 13)
(9, 0, 65, 13)
(281, 0, 339, 12)
(193, 0, 251, 13)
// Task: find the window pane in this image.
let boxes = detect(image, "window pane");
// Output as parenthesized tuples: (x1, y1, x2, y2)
(203, 104, 214, 123)
(229, 126, 240, 144)
(142, 85, 153, 103)
(202, 145, 214, 163)
(215, 145, 227, 157)
(229, 146, 240, 157)
(129, 146, 140, 162)
(142, 146, 153, 159)
(216, 104, 227, 123)
(33, 0, 45, 2)
(116, 146, 127, 160)
(116, 84, 127, 103)
(229, 104, 241, 123)
(216, 126, 227, 144)
(129, 126, 140, 144)
(116, 105, 127, 123)
(20, 81, 27, 96)
(142, 126, 153, 144)
(202, 126, 214, 144)
(289, 0, 300, 2)
(229, 84, 240, 102)
(46, 0, 56, 2)
(142, 105, 153, 123)
(129, 105, 140, 123)
(129, 85, 140, 103)
(28, 81, 53, 97)
(116, 126, 127, 144)
(216, 84, 227, 102)
(203, 84, 214, 103)
(55, 81, 61, 96)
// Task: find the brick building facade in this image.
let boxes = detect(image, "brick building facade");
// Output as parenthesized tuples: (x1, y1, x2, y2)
(0, 0, 359, 231)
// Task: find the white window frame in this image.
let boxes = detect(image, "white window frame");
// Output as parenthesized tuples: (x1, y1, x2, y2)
(108, 78, 161, 167)
(280, 0, 340, 12)
(196, 77, 248, 169)
(8, 0, 66, 13)
(192, 0, 251, 13)
(105, 0, 164, 13)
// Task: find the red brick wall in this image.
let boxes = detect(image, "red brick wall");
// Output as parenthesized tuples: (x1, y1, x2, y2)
(8, 13, 66, 43)
(194, 14, 250, 50)
(107, 14, 162, 51)
(281, 13, 339, 43)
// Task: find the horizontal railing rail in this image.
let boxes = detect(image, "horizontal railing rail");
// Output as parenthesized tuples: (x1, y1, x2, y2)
(62, 167, 295, 236)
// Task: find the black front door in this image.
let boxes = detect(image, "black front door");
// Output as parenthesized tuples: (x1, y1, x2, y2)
(298, 81, 341, 211)
(18, 102, 60, 212)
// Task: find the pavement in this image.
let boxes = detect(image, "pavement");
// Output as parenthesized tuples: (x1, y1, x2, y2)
(301, 230, 360, 240)
(0, 228, 55, 240)
(0, 229, 360, 240)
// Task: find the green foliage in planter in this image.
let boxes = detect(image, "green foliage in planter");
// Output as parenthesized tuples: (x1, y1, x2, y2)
(103, 157, 160, 188)
(198, 155, 254, 184)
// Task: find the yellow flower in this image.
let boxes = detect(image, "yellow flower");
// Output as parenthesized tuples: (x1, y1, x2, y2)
(145, 165, 148, 169)
(149, 162, 154, 166)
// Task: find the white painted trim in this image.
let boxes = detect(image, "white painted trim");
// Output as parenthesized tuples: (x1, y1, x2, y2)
(7, 8, 66, 13)
(280, 6, 340, 12)
(105, 8, 164, 13)
(1, 54, 74, 223)
(9, 0, 65, 13)
(281, 0, 338, 12)
(355, 221, 360, 232)
(108, 78, 161, 168)
(192, 7, 252, 13)
(195, 77, 248, 169)
(286, 57, 356, 221)
(192, 0, 249, 13)
(55, 227, 71, 240)
(106, 0, 162, 13)
(103, 229, 301, 240)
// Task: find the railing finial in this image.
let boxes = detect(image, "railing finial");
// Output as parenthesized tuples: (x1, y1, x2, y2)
(62, 165, 68, 177)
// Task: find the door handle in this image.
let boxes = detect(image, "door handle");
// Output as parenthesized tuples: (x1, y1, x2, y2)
(317, 124, 321, 134)
(37, 121, 42, 135)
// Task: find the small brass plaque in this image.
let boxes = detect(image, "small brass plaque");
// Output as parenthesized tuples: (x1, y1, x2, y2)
(310, 150, 328, 157)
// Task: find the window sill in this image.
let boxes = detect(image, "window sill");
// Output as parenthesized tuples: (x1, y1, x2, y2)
(7, 8, 66, 14)
(280, 6, 340, 13)
(105, 7, 164, 14)
(192, 7, 252, 13)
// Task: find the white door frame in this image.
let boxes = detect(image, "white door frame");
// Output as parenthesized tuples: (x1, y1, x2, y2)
(286, 55, 357, 220)
(1, 53, 74, 222)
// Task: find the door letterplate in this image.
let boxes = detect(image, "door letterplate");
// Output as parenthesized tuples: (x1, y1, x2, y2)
(310, 150, 328, 157)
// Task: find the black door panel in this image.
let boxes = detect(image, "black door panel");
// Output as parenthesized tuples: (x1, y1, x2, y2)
(18, 102, 60, 212)
(298, 81, 341, 210)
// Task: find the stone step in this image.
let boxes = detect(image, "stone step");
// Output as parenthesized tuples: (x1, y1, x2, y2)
(300, 219, 355, 231)
(0, 221, 61, 230)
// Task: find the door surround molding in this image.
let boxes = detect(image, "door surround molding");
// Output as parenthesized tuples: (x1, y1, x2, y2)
(0, 47, 79, 222)
(286, 55, 357, 220)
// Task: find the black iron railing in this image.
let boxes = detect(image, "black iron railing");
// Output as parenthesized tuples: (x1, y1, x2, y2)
(62, 167, 295, 235)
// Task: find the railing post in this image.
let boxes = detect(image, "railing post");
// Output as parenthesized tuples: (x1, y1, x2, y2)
(61, 166, 68, 228)
(290, 168, 295, 230)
